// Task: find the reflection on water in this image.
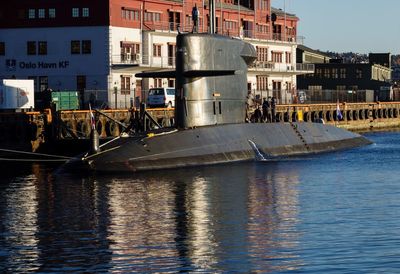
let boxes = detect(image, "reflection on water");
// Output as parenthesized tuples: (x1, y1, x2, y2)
(1, 131, 400, 273)
(2, 174, 39, 272)
(0, 161, 302, 273)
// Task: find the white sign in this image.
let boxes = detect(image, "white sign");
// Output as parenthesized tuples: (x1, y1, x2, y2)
(0, 79, 35, 109)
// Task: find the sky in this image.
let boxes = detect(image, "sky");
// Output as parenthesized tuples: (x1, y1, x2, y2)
(271, 0, 400, 54)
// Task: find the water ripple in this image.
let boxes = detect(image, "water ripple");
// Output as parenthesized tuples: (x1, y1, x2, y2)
(0, 131, 400, 272)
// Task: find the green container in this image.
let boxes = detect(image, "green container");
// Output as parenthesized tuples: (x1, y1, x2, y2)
(51, 91, 79, 111)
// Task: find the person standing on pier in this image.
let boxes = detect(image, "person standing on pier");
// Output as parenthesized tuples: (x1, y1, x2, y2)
(245, 91, 254, 122)
(271, 96, 277, 122)
(254, 105, 262, 123)
(262, 98, 270, 122)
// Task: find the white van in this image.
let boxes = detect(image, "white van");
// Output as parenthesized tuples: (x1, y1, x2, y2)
(147, 87, 175, 108)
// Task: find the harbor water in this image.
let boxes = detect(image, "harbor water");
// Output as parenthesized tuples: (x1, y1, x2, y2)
(0, 131, 400, 273)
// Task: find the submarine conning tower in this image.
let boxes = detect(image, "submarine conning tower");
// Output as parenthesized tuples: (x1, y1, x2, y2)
(175, 33, 257, 128)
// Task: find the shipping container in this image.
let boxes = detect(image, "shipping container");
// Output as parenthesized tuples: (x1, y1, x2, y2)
(51, 91, 79, 111)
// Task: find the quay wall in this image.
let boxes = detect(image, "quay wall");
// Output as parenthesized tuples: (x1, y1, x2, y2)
(276, 102, 400, 130)
(0, 102, 399, 153)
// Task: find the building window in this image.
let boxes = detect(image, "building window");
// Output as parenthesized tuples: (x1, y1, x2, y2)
(122, 8, 140, 21)
(72, 8, 79, 18)
(285, 52, 292, 64)
(27, 41, 36, 55)
(82, 40, 91, 54)
(256, 46, 268, 62)
(121, 42, 140, 61)
(0, 42, 4, 56)
(144, 12, 161, 22)
(256, 24, 269, 36)
(332, 68, 338, 79)
(256, 75, 268, 91)
(71, 40, 80, 54)
(167, 43, 176, 66)
(349, 85, 358, 91)
(324, 68, 330, 78)
(49, 8, 56, 18)
(121, 76, 131, 95)
(286, 82, 293, 91)
(28, 9, 35, 19)
(153, 44, 162, 57)
(340, 68, 346, 78)
(39, 76, 48, 92)
(38, 9, 45, 18)
(309, 85, 322, 91)
(356, 68, 363, 79)
(271, 51, 283, 63)
(224, 20, 237, 31)
(77, 75, 86, 94)
(38, 41, 47, 55)
(168, 78, 175, 87)
(82, 8, 89, 17)
(315, 68, 323, 78)
(154, 78, 163, 87)
(337, 85, 346, 91)
(260, 0, 269, 10)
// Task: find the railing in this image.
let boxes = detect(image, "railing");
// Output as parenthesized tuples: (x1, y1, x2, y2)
(249, 89, 385, 105)
(249, 62, 314, 73)
(111, 54, 141, 65)
(142, 20, 304, 43)
(111, 54, 176, 68)
(111, 55, 314, 74)
(83, 89, 141, 110)
(296, 63, 315, 73)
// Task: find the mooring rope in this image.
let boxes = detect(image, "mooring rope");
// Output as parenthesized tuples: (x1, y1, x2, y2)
(0, 157, 69, 163)
(0, 148, 72, 159)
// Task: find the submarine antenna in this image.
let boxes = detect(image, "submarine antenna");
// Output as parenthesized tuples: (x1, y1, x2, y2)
(209, 0, 216, 34)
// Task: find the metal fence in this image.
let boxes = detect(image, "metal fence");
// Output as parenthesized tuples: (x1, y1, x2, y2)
(84, 89, 138, 110)
(250, 89, 378, 105)
(82, 88, 386, 111)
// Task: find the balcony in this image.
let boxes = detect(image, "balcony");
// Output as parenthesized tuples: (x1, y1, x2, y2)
(142, 20, 304, 44)
(249, 62, 314, 75)
(111, 54, 176, 68)
(111, 54, 141, 66)
(111, 55, 314, 75)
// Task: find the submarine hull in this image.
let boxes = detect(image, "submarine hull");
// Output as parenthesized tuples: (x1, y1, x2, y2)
(76, 34, 370, 173)
(81, 123, 371, 173)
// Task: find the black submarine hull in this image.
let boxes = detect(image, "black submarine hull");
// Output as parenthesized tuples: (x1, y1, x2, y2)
(80, 123, 371, 173)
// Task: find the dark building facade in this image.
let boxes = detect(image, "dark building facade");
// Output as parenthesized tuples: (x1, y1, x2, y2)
(297, 46, 392, 102)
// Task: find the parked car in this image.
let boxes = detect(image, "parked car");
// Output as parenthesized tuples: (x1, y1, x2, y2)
(147, 87, 175, 108)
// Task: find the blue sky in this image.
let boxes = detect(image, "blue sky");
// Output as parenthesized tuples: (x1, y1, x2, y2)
(272, 0, 400, 54)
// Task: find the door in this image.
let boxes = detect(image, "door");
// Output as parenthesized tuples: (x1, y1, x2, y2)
(167, 44, 176, 66)
(77, 75, 86, 108)
(272, 81, 281, 102)
(168, 12, 181, 31)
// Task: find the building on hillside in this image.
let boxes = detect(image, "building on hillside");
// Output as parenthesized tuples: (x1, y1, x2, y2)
(297, 46, 392, 102)
(0, 0, 313, 109)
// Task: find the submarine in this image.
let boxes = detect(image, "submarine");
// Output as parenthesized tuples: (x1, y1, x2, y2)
(69, 3, 371, 173)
